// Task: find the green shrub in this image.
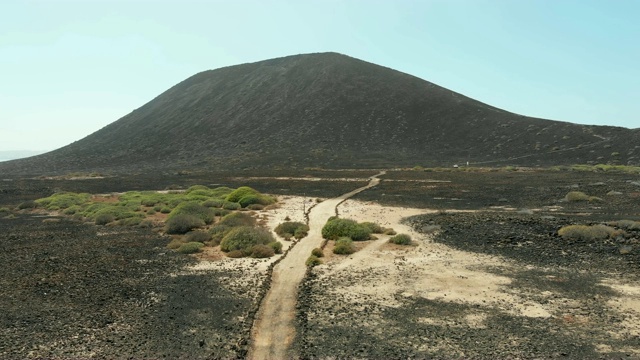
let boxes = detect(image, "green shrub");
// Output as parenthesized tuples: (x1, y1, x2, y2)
(275, 222, 309, 238)
(220, 226, 275, 252)
(226, 186, 260, 203)
(209, 224, 232, 245)
(247, 204, 265, 210)
(565, 191, 601, 202)
(250, 244, 275, 258)
(311, 248, 324, 257)
(306, 255, 322, 267)
(612, 220, 640, 230)
(185, 230, 211, 243)
(92, 205, 142, 222)
(18, 200, 38, 209)
(294, 227, 309, 240)
(383, 228, 397, 235)
(282, 233, 293, 241)
(558, 224, 617, 241)
(238, 194, 261, 208)
(390, 233, 412, 245)
(322, 218, 371, 241)
(222, 201, 241, 210)
(168, 202, 215, 224)
(226, 250, 245, 258)
(95, 213, 115, 225)
(166, 214, 205, 234)
(160, 207, 171, 214)
(218, 212, 255, 227)
(153, 205, 163, 212)
(63, 205, 82, 215)
(0, 207, 10, 217)
(202, 199, 224, 208)
(212, 208, 231, 217)
(565, 191, 590, 202)
(177, 242, 205, 254)
(36, 192, 91, 210)
(166, 238, 185, 249)
(333, 237, 356, 255)
(138, 220, 154, 228)
(118, 217, 143, 226)
(268, 241, 283, 254)
(147, 209, 156, 215)
(361, 221, 384, 234)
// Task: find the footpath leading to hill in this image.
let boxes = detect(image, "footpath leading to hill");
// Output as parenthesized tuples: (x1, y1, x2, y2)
(247, 172, 384, 359)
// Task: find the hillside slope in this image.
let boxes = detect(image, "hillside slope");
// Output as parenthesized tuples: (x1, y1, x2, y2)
(2, 52, 638, 175)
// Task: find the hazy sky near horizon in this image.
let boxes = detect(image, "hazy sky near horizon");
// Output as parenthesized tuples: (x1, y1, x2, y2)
(1, 0, 638, 152)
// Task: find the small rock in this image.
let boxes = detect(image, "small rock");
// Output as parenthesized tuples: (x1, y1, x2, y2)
(607, 191, 623, 196)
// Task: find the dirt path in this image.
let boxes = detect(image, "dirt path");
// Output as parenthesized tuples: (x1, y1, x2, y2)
(248, 172, 384, 359)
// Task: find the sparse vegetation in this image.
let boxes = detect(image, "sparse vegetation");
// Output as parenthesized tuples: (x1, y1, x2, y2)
(610, 220, 640, 230)
(268, 241, 283, 254)
(165, 214, 205, 234)
(361, 221, 384, 234)
(167, 202, 215, 224)
(333, 237, 356, 255)
(18, 200, 38, 209)
(311, 248, 324, 257)
(275, 221, 309, 239)
(389, 233, 412, 245)
(322, 218, 371, 241)
(176, 242, 205, 254)
(35, 192, 91, 210)
(306, 255, 322, 267)
(185, 230, 211, 243)
(250, 244, 275, 258)
(95, 213, 115, 225)
(558, 224, 618, 241)
(565, 191, 602, 202)
(220, 226, 275, 254)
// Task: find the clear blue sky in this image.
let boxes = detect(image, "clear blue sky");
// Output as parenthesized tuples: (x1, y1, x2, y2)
(1, 0, 638, 152)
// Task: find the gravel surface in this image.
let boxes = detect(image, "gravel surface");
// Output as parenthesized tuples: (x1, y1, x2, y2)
(294, 212, 640, 359)
(0, 214, 265, 359)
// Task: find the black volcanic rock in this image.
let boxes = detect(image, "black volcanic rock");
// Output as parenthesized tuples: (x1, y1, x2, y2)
(2, 52, 638, 175)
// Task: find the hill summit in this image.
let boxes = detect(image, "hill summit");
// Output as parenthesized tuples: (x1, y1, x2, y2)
(2, 52, 638, 175)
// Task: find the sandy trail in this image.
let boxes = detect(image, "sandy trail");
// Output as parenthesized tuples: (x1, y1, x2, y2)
(247, 172, 384, 359)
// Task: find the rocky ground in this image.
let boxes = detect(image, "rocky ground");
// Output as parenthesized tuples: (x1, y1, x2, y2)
(2, 169, 639, 359)
(0, 214, 266, 359)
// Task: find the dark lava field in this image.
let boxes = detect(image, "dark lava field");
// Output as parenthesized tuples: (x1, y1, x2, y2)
(1, 168, 639, 358)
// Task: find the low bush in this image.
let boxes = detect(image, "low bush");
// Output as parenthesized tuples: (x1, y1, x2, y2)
(36, 192, 91, 210)
(166, 238, 185, 249)
(185, 230, 211, 243)
(558, 224, 617, 241)
(212, 208, 231, 217)
(311, 248, 324, 257)
(18, 200, 38, 209)
(294, 227, 309, 240)
(383, 228, 397, 235)
(250, 244, 275, 258)
(226, 250, 245, 258)
(226, 186, 260, 203)
(168, 202, 215, 224)
(176, 242, 205, 254)
(153, 205, 163, 212)
(166, 214, 205, 234)
(0, 207, 10, 217)
(268, 241, 283, 254)
(322, 218, 371, 241)
(202, 199, 224, 208)
(390, 233, 412, 245)
(247, 204, 265, 211)
(218, 212, 256, 227)
(275, 221, 309, 238)
(160, 207, 171, 214)
(611, 220, 640, 230)
(95, 213, 115, 225)
(361, 221, 384, 234)
(118, 217, 143, 226)
(209, 224, 232, 245)
(306, 255, 322, 267)
(222, 202, 241, 210)
(565, 191, 601, 202)
(333, 237, 356, 255)
(220, 226, 275, 252)
(138, 220, 154, 228)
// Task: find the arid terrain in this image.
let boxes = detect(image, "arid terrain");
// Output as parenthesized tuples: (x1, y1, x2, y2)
(1, 168, 639, 358)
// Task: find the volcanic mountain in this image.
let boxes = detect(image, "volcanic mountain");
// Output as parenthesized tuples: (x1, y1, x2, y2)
(2, 52, 638, 175)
